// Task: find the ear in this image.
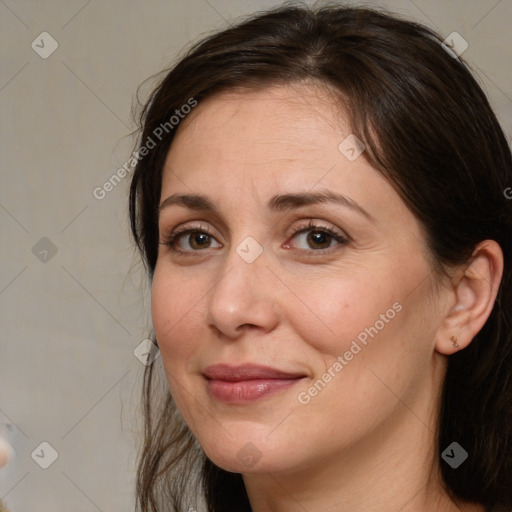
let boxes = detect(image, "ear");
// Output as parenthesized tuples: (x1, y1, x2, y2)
(435, 240, 504, 355)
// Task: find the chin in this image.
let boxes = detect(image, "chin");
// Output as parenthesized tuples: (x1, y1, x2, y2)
(199, 433, 300, 475)
(205, 451, 284, 474)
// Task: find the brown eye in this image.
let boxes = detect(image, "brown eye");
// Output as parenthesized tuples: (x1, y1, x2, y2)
(288, 224, 348, 252)
(306, 230, 333, 249)
(162, 227, 221, 253)
(188, 232, 212, 250)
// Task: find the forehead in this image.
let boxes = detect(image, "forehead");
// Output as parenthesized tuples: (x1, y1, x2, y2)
(183, 82, 347, 129)
(158, 84, 425, 250)
(162, 84, 353, 187)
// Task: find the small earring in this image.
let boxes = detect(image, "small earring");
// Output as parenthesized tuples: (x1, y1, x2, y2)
(450, 335, 459, 349)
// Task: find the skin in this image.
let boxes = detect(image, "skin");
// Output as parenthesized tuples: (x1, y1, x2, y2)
(0, 437, 11, 468)
(151, 83, 502, 511)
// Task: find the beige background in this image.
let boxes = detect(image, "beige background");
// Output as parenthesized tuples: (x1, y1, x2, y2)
(0, 0, 511, 510)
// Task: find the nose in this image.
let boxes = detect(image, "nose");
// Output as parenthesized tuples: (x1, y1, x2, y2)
(205, 245, 280, 339)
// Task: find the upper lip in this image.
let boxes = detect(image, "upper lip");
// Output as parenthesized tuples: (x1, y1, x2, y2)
(203, 363, 306, 382)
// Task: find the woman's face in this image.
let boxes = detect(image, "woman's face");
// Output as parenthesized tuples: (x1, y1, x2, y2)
(152, 84, 447, 475)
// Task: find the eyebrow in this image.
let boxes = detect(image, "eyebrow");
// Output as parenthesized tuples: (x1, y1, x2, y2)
(159, 190, 375, 222)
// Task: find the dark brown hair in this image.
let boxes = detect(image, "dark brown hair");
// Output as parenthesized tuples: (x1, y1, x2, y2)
(129, 3, 512, 511)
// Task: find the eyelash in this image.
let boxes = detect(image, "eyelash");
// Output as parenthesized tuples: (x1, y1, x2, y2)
(160, 220, 349, 256)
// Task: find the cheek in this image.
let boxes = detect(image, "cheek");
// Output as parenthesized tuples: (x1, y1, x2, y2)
(306, 276, 436, 410)
(286, 278, 423, 441)
(286, 267, 431, 414)
(151, 270, 207, 422)
(288, 271, 401, 359)
(151, 267, 204, 368)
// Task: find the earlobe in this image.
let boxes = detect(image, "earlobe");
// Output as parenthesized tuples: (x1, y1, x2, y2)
(435, 240, 504, 355)
(449, 335, 459, 350)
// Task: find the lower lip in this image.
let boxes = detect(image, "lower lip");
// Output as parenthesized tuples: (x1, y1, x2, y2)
(206, 377, 304, 404)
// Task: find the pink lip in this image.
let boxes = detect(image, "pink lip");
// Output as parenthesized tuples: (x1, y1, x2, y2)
(203, 363, 306, 404)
